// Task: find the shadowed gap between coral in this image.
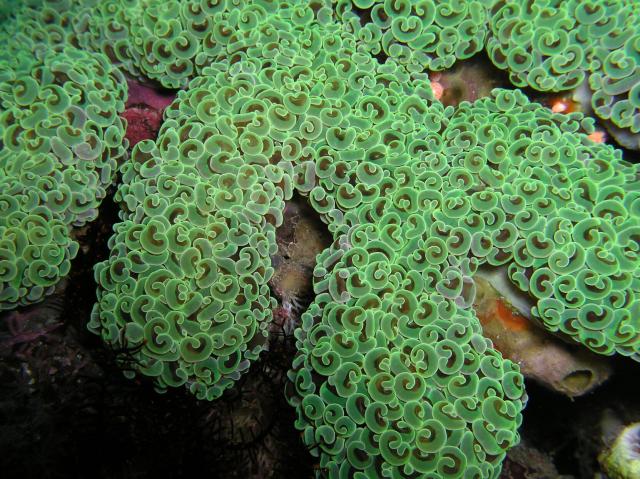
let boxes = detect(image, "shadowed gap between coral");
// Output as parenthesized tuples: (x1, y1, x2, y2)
(268, 192, 332, 339)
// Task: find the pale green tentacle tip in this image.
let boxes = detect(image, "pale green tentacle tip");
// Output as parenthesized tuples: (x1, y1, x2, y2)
(599, 422, 640, 479)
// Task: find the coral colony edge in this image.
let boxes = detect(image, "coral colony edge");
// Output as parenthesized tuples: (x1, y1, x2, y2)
(0, 1, 639, 478)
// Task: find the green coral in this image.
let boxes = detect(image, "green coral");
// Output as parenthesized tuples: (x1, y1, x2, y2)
(82, 0, 317, 89)
(485, 0, 592, 92)
(2, 1, 639, 478)
(331, 0, 640, 139)
(0, 8, 127, 309)
(89, 137, 281, 399)
(0, 0, 99, 51)
(89, 0, 327, 400)
(74, 0, 144, 80)
(588, 5, 640, 135)
(486, 0, 640, 137)
(336, 0, 489, 72)
(78, 0, 231, 89)
(85, 1, 637, 477)
(289, 240, 525, 477)
(88, 3, 526, 476)
(328, 0, 640, 145)
(442, 90, 640, 359)
(0, 0, 23, 20)
(288, 86, 639, 476)
(0, 0, 44, 20)
(0, 0, 142, 81)
(128, 0, 230, 89)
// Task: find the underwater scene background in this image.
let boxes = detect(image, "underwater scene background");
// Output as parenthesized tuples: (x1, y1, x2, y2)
(0, 1, 639, 478)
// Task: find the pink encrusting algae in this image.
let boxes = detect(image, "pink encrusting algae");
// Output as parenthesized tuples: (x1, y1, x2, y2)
(121, 79, 176, 146)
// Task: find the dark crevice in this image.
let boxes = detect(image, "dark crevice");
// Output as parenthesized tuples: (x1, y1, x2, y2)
(269, 191, 332, 326)
(373, 49, 388, 65)
(351, 5, 373, 25)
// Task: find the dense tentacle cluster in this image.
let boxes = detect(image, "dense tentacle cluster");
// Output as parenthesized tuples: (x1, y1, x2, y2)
(79, 0, 246, 89)
(486, 0, 640, 135)
(88, 2, 526, 475)
(0, 14, 127, 309)
(89, 0, 445, 400)
(75, 0, 144, 80)
(588, 2, 640, 135)
(1, 1, 640, 478)
(0, 0, 99, 51)
(90, 2, 638, 476)
(333, 0, 640, 140)
(442, 90, 640, 359)
(89, 137, 283, 399)
(335, 0, 489, 72)
(128, 0, 237, 88)
(485, 0, 591, 91)
(287, 86, 639, 476)
(0, 0, 25, 20)
(289, 237, 525, 477)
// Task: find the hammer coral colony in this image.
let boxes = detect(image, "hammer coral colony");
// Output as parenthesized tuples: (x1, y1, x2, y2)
(1, 0, 639, 477)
